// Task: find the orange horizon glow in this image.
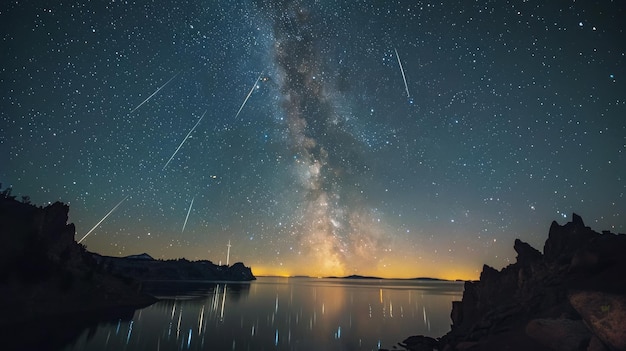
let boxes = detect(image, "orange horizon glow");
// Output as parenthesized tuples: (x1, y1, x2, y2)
(87, 243, 482, 281)
(85, 234, 483, 282)
(250, 264, 479, 281)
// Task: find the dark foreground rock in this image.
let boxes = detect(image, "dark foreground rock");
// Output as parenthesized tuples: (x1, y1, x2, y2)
(381, 214, 626, 351)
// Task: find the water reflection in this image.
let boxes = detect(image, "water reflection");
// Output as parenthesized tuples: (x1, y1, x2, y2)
(3, 304, 140, 351)
(61, 278, 462, 351)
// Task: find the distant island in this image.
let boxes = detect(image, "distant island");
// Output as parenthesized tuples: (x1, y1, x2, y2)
(0, 187, 254, 328)
(326, 274, 386, 280)
(326, 274, 449, 281)
(382, 214, 626, 351)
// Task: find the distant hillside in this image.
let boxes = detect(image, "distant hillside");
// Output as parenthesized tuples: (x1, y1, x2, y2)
(124, 253, 154, 260)
(93, 253, 255, 281)
(324, 274, 382, 280)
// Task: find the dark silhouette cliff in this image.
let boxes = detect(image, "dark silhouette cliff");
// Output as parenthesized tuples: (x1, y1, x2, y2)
(384, 214, 626, 351)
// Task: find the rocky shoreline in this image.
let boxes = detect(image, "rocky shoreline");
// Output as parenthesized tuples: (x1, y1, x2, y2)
(382, 214, 626, 351)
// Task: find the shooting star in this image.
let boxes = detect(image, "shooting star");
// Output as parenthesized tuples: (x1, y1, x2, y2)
(130, 71, 180, 114)
(394, 48, 411, 100)
(182, 196, 194, 233)
(78, 195, 129, 244)
(162, 110, 207, 171)
(234, 72, 264, 120)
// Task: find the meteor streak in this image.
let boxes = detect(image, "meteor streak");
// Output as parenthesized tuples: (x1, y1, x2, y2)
(234, 72, 264, 120)
(162, 110, 206, 171)
(182, 196, 194, 233)
(78, 195, 129, 244)
(394, 48, 411, 99)
(130, 72, 180, 114)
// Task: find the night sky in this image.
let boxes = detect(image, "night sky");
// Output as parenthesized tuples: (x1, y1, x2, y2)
(2, 1, 625, 279)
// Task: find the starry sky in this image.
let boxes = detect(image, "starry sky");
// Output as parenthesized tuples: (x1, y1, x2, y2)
(1, 0, 625, 280)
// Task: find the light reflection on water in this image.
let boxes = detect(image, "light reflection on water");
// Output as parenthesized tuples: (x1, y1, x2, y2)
(64, 277, 463, 351)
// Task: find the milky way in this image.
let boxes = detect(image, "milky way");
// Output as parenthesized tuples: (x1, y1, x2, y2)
(262, 1, 389, 275)
(1, 0, 625, 279)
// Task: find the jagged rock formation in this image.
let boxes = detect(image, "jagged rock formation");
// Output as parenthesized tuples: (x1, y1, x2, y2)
(93, 254, 256, 281)
(383, 214, 626, 351)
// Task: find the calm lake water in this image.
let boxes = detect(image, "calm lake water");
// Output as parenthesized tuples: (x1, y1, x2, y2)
(64, 277, 464, 351)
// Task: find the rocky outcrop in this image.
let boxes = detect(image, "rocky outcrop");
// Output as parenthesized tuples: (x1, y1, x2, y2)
(544, 214, 598, 265)
(383, 214, 626, 351)
(94, 254, 256, 282)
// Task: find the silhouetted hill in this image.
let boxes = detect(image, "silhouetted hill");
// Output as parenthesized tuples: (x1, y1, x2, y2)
(93, 254, 255, 281)
(124, 253, 154, 260)
(327, 274, 383, 280)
